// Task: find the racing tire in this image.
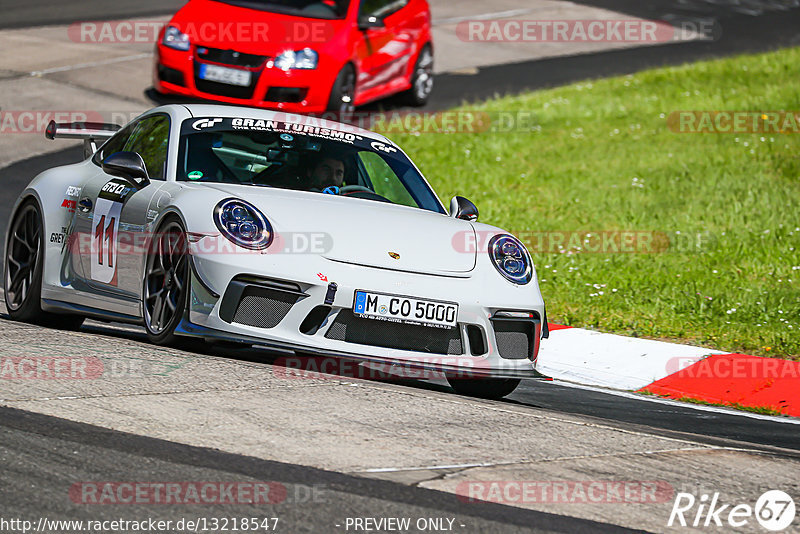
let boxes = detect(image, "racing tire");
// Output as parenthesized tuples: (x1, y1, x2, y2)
(327, 64, 356, 116)
(447, 377, 521, 399)
(4, 200, 84, 330)
(401, 45, 433, 107)
(143, 217, 190, 346)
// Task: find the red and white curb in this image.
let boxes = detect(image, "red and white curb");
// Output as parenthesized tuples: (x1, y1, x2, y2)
(538, 324, 800, 417)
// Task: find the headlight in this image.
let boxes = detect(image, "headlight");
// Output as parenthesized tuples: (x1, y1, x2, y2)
(274, 48, 318, 70)
(489, 234, 532, 285)
(162, 25, 190, 51)
(213, 199, 273, 250)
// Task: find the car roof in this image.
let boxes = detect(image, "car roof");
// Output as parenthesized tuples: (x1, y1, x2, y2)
(171, 103, 395, 146)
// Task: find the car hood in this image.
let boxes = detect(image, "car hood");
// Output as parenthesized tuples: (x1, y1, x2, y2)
(196, 184, 477, 276)
(170, 0, 349, 56)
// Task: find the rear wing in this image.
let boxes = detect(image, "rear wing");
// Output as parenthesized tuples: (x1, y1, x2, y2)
(45, 120, 122, 157)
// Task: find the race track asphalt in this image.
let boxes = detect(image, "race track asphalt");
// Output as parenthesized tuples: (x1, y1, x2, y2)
(2, 0, 800, 458)
(1, 406, 637, 534)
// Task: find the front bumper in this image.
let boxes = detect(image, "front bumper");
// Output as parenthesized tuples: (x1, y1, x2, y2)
(186, 237, 547, 378)
(176, 320, 551, 380)
(154, 44, 334, 113)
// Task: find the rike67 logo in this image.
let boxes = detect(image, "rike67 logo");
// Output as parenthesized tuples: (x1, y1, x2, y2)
(669, 490, 796, 531)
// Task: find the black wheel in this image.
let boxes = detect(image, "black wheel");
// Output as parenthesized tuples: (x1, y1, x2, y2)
(4, 200, 84, 330)
(327, 64, 356, 115)
(143, 219, 189, 345)
(401, 45, 433, 107)
(447, 377, 521, 399)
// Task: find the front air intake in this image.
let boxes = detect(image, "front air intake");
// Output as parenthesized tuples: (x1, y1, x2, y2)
(219, 277, 308, 329)
(490, 312, 542, 360)
(325, 310, 463, 355)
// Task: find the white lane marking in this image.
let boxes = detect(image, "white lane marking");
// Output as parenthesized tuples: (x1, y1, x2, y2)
(540, 379, 800, 425)
(363, 462, 499, 473)
(29, 52, 152, 77)
(433, 8, 538, 26)
(357, 447, 718, 473)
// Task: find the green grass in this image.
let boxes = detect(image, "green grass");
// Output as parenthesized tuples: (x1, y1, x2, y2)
(388, 47, 800, 359)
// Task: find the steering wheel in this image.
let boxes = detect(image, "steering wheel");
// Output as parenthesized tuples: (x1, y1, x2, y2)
(339, 185, 392, 203)
(339, 185, 375, 195)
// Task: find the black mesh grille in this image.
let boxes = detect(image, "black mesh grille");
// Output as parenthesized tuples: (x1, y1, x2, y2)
(157, 64, 185, 86)
(491, 320, 534, 360)
(232, 287, 296, 329)
(196, 46, 268, 68)
(264, 87, 308, 103)
(325, 310, 463, 355)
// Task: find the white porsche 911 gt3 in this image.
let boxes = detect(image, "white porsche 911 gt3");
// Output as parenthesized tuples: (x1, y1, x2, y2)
(3, 104, 548, 398)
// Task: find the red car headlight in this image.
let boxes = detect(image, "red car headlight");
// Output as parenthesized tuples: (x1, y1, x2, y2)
(162, 25, 190, 51)
(273, 48, 319, 70)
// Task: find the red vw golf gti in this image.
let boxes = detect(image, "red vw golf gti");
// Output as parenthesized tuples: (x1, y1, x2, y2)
(154, 0, 434, 113)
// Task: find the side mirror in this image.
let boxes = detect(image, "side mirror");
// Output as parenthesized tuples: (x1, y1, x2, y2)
(449, 196, 479, 222)
(358, 15, 385, 31)
(102, 151, 150, 189)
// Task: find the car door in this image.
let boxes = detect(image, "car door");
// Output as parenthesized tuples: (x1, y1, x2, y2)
(72, 114, 170, 302)
(355, 0, 413, 94)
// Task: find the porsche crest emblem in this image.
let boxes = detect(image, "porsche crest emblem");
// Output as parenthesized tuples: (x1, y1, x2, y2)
(388, 252, 400, 260)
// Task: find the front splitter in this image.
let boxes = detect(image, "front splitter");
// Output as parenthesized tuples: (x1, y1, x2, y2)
(176, 319, 552, 381)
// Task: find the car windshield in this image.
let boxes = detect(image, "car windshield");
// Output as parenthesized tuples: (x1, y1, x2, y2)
(178, 117, 445, 213)
(211, 0, 350, 19)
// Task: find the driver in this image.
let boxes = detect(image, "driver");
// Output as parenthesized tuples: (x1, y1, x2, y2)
(307, 156, 345, 191)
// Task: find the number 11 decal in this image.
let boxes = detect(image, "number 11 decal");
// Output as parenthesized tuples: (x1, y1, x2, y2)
(94, 214, 115, 267)
(91, 198, 123, 284)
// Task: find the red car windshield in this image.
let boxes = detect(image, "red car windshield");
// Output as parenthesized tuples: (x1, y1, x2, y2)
(212, 0, 351, 19)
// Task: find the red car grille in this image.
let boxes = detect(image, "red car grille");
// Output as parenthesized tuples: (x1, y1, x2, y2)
(196, 46, 268, 68)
